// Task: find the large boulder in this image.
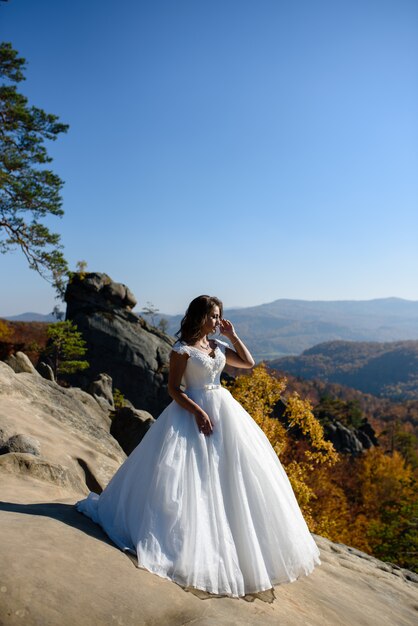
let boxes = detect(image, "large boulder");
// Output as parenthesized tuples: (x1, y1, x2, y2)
(323, 420, 364, 456)
(0, 452, 87, 493)
(64, 273, 173, 415)
(0, 361, 125, 495)
(66, 271, 138, 314)
(0, 433, 41, 456)
(110, 407, 155, 455)
(37, 361, 55, 381)
(356, 419, 379, 448)
(4, 351, 40, 376)
(88, 373, 115, 411)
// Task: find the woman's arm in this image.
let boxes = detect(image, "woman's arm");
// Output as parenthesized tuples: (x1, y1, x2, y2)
(168, 351, 213, 435)
(219, 319, 255, 369)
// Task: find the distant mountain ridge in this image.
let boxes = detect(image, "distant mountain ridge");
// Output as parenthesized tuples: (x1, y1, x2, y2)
(3, 312, 56, 322)
(5, 297, 418, 361)
(269, 339, 418, 401)
(152, 297, 418, 360)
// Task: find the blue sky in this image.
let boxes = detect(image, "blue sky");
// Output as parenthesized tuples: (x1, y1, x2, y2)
(1, 0, 417, 315)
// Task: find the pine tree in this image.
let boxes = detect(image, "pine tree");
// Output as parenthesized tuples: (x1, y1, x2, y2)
(45, 321, 89, 378)
(0, 42, 69, 295)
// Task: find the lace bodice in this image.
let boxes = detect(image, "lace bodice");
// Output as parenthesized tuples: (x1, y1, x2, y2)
(171, 339, 229, 389)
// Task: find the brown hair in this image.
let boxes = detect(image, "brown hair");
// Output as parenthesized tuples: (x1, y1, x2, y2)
(176, 295, 223, 344)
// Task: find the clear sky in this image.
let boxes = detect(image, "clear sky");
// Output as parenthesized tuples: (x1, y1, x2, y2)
(1, 0, 417, 316)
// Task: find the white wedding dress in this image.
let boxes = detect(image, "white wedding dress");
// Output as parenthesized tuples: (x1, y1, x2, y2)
(76, 338, 321, 597)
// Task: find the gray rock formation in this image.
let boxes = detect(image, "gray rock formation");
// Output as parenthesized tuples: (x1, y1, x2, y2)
(66, 272, 137, 314)
(5, 351, 40, 376)
(0, 452, 87, 493)
(110, 407, 155, 455)
(0, 361, 125, 494)
(356, 419, 379, 448)
(88, 373, 114, 411)
(64, 273, 174, 415)
(272, 399, 378, 456)
(0, 434, 41, 456)
(323, 420, 364, 455)
(37, 361, 55, 381)
(322, 418, 379, 455)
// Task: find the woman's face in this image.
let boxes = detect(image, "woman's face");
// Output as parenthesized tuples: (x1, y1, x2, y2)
(203, 305, 220, 335)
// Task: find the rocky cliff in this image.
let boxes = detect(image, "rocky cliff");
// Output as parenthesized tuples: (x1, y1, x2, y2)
(64, 272, 173, 415)
(0, 361, 417, 625)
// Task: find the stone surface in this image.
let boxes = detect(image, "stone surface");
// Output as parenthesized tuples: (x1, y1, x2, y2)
(4, 351, 40, 376)
(65, 272, 137, 314)
(37, 361, 55, 381)
(110, 407, 155, 455)
(0, 453, 86, 492)
(0, 474, 417, 626)
(88, 373, 114, 411)
(0, 434, 41, 456)
(323, 420, 364, 456)
(0, 362, 125, 494)
(328, 418, 379, 455)
(64, 272, 174, 415)
(1, 357, 417, 625)
(0, 427, 7, 446)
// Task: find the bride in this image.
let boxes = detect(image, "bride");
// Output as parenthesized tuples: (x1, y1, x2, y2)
(76, 295, 321, 597)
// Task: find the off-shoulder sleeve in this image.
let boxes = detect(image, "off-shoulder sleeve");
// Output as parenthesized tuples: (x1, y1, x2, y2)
(171, 341, 191, 356)
(214, 338, 230, 353)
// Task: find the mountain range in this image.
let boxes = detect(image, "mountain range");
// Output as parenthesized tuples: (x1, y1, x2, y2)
(6, 297, 418, 360)
(4, 311, 56, 322)
(269, 339, 418, 401)
(154, 297, 418, 360)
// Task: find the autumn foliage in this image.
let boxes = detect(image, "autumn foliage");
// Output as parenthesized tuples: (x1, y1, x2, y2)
(226, 363, 418, 573)
(0, 319, 49, 361)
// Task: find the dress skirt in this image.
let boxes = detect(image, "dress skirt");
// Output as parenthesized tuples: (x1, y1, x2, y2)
(76, 384, 321, 597)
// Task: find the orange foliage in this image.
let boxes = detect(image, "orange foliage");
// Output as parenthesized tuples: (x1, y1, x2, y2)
(225, 364, 418, 572)
(0, 319, 13, 341)
(225, 364, 338, 531)
(0, 319, 49, 362)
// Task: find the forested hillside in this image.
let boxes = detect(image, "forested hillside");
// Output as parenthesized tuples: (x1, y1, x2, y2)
(270, 340, 418, 401)
(226, 365, 418, 573)
(273, 369, 418, 468)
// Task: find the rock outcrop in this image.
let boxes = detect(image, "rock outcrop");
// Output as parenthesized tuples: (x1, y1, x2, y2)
(0, 361, 125, 495)
(110, 407, 155, 455)
(64, 273, 173, 415)
(36, 361, 55, 381)
(1, 360, 417, 625)
(0, 433, 41, 456)
(1, 484, 417, 625)
(323, 419, 378, 456)
(88, 373, 114, 411)
(5, 351, 40, 376)
(273, 399, 379, 456)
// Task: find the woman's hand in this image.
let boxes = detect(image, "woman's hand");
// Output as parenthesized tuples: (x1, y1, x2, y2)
(219, 318, 236, 340)
(194, 410, 214, 436)
(218, 318, 256, 369)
